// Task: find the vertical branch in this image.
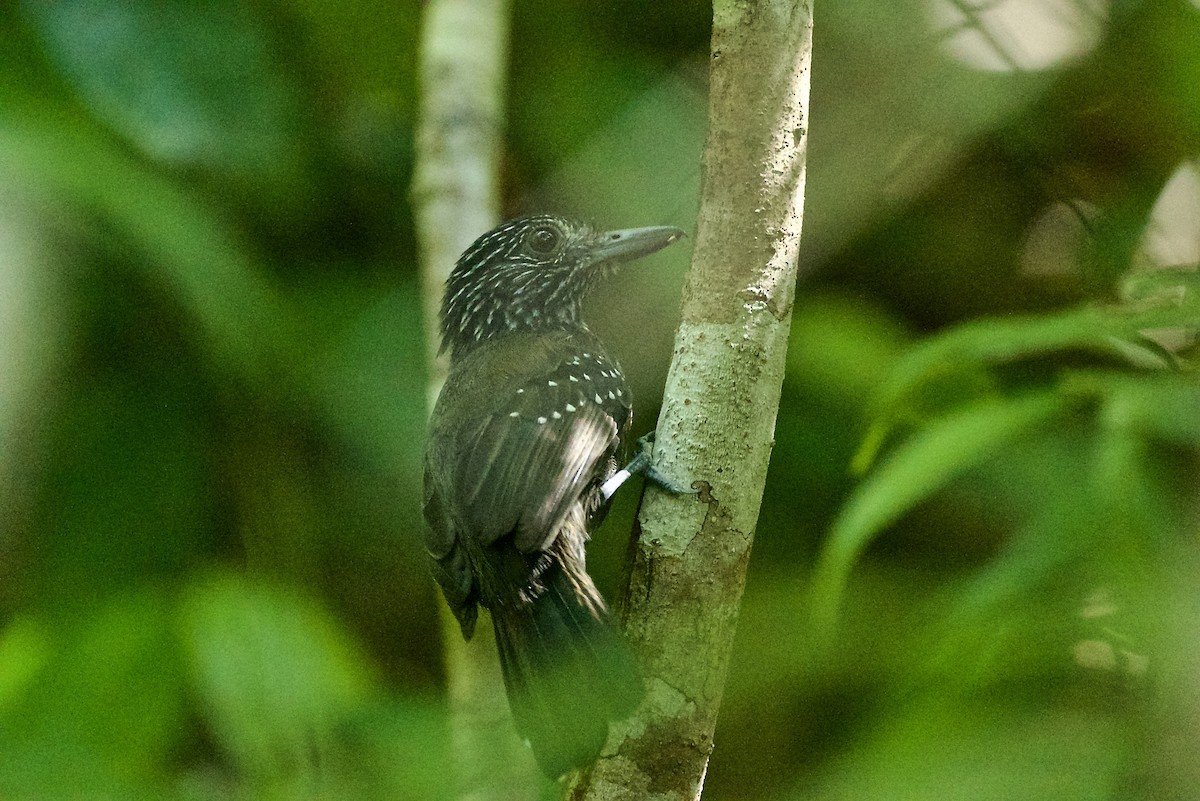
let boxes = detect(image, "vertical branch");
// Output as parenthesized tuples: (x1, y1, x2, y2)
(571, 2, 814, 799)
(413, 2, 542, 799)
(414, 0, 508, 402)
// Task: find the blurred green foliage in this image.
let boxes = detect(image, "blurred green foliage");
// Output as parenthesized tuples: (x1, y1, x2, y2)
(0, 0, 1198, 800)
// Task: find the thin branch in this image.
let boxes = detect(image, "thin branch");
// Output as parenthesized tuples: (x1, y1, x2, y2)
(412, 2, 542, 799)
(414, 0, 508, 396)
(570, 2, 814, 798)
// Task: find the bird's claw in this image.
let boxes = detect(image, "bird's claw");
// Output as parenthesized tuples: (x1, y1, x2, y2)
(600, 432, 693, 500)
(637, 433, 693, 494)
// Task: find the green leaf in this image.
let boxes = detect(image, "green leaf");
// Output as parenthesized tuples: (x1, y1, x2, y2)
(0, 743, 162, 801)
(1093, 372, 1200, 445)
(0, 589, 187, 784)
(335, 700, 454, 801)
(915, 503, 1109, 696)
(874, 308, 1116, 415)
(21, 0, 304, 181)
(176, 572, 381, 785)
(858, 301, 1193, 468)
(811, 700, 1132, 801)
(786, 292, 912, 404)
(0, 617, 50, 712)
(811, 391, 1068, 636)
(0, 86, 294, 385)
(1119, 265, 1200, 311)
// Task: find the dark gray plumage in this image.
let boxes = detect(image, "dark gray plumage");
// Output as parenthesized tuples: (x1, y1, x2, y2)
(422, 215, 683, 777)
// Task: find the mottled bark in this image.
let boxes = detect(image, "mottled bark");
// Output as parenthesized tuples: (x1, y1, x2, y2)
(570, 2, 814, 799)
(412, 2, 541, 799)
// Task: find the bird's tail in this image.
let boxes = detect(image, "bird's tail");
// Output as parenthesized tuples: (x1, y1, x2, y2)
(491, 559, 642, 778)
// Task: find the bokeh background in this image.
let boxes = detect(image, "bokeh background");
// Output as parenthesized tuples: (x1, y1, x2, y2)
(1, 1, 1199, 799)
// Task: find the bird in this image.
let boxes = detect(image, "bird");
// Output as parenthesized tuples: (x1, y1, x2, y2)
(422, 214, 685, 778)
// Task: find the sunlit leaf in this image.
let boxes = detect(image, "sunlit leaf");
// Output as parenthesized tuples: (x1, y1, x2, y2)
(0, 616, 49, 711)
(176, 572, 381, 785)
(1020, 200, 1097, 278)
(0, 743, 162, 801)
(0, 590, 187, 783)
(1119, 265, 1200, 316)
(875, 308, 1105, 412)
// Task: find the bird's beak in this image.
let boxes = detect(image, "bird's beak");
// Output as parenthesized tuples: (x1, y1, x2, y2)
(589, 225, 686, 265)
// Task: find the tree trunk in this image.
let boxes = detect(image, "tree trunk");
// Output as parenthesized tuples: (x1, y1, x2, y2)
(570, 2, 814, 799)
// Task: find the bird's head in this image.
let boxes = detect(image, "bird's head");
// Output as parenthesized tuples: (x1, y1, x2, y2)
(440, 215, 684, 359)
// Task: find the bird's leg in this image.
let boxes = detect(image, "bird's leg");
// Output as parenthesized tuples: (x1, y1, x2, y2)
(600, 432, 692, 500)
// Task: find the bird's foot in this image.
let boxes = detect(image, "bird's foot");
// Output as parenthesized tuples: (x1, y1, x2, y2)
(636, 432, 694, 495)
(600, 432, 693, 500)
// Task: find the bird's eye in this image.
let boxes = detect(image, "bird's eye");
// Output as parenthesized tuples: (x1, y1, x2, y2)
(526, 225, 562, 256)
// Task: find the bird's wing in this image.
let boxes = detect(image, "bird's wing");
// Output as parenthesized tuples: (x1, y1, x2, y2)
(424, 332, 631, 611)
(423, 455, 479, 637)
(454, 349, 629, 554)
